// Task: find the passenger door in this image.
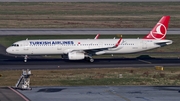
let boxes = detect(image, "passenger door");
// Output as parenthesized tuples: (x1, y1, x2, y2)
(141, 40, 147, 49)
(24, 41, 29, 50)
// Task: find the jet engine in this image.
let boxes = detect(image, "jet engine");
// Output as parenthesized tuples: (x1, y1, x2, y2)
(68, 51, 85, 60)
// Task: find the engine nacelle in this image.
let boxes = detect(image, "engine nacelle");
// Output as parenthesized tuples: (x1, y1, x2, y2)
(68, 51, 85, 60)
(95, 51, 105, 55)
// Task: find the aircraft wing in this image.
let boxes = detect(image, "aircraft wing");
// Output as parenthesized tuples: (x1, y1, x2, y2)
(72, 37, 122, 55)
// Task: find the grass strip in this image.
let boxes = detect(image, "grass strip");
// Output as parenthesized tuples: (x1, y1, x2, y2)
(0, 2, 179, 28)
(0, 67, 180, 86)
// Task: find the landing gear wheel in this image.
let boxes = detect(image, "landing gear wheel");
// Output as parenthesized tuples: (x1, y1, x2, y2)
(24, 55, 28, 63)
(89, 58, 94, 62)
(85, 57, 94, 62)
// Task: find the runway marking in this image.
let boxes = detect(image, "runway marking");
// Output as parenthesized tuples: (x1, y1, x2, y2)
(107, 90, 131, 101)
(8, 86, 30, 101)
(138, 59, 151, 64)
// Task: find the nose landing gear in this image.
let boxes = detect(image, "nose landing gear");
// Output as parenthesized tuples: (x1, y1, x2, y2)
(24, 55, 28, 62)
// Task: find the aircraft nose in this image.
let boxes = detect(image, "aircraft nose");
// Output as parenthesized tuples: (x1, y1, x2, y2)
(6, 47, 13, 54)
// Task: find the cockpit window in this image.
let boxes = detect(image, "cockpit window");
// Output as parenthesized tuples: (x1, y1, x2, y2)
(12, 44, 19, 47)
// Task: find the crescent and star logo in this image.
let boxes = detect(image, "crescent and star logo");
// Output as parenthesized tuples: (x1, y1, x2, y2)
(150, 23, 167, 40)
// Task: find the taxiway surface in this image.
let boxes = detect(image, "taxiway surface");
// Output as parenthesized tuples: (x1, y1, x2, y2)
(1, 86, 180, 101)
(0, 28, 180, 35)
(18, 86, 180, 101)
(1, 53, 180, 70)
(0, 87, 28, 101)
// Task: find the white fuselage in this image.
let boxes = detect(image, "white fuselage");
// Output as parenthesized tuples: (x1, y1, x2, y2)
(6, 39, 172, 55)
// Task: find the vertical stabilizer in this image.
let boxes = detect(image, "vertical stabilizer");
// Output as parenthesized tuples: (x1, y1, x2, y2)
(143, 16, 170, 40)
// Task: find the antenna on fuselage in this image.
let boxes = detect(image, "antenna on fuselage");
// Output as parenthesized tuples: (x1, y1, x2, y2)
(26, 38, 28, 40)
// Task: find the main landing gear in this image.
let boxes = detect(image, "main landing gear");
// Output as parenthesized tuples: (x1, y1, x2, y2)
(89, 57, 94, 62)
(85, 56, 94, 62)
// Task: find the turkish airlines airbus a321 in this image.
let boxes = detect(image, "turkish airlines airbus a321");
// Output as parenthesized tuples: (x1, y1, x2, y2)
(6, 16, 172, 62)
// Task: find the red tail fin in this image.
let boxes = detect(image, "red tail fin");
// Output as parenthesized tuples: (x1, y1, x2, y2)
(143, 16, 170, 40)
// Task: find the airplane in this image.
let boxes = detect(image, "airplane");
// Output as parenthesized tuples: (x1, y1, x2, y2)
(6, 16, 172, 62)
